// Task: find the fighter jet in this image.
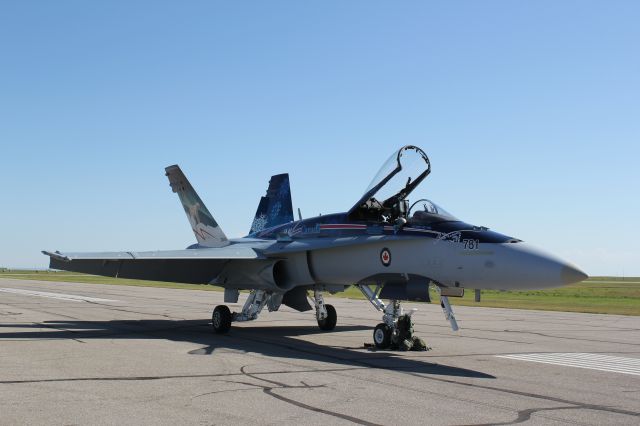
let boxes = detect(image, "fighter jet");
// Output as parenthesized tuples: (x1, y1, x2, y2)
(44, 146, 587, 349)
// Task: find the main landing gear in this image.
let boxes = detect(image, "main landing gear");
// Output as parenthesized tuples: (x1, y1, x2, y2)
(211, 289, 273, 334)
(358, 284, 427, 351)
(212, 305, 232, 334)
(312, 288, 337, 331)
(210, 287, 338, 334)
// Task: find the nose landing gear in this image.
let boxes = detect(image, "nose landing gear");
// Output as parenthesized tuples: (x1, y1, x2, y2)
(359, 284, 427, 351)
(373, 323, 392, 348)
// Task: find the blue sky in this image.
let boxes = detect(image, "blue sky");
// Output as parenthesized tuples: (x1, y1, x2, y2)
(1, 1, 638, 275)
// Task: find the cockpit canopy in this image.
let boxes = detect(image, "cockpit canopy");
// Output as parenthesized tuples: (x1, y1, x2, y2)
(348, 146, 432, 222)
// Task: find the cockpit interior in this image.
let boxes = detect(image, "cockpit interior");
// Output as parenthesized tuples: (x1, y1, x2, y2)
(347, 146, 458, 227)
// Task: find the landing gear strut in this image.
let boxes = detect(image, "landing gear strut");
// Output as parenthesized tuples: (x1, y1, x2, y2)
(312, 288, 337, 331)
(358, 284, 427, 351)
(211, 289, 280, 334)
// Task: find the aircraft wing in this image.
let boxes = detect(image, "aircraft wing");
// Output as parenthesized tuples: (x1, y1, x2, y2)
(42, 245, 266, 285)
(42, 235, 421, 288)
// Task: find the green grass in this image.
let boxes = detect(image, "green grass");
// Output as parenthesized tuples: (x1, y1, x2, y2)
(1, 270, 638, 316)
(338, 278, 640, 316)
(0, 269, 225, 292)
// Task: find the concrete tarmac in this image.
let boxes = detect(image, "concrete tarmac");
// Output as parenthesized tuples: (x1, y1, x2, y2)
(0, 278, 639, 425)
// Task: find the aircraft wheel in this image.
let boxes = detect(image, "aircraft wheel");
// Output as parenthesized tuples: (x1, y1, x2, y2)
(212, 305, 232, 334)
(373, 323, 392, 349)
(317, 304, 337, 331)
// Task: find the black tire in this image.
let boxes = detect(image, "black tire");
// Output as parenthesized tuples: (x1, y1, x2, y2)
(212, 305, 232, 334)
(317, 304, 337, 331)
(373, 323, 392, 349)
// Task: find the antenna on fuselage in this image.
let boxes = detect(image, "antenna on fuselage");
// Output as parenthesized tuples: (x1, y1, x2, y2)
(297, 208, 303, 221)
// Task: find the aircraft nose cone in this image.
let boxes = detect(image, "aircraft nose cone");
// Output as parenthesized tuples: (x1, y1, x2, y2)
(561, 264, 588, 285)
(485, 242, 588, 289)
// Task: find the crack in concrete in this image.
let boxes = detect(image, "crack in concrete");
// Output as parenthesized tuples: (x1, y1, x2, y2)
(232, 331, 640, 421)
(0, 366, 364, 385)
(457, 405, 606, 426)
(239, 366, 380, 426)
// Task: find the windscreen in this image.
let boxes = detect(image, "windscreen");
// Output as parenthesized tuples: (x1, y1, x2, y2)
(408, 199, 459, 224)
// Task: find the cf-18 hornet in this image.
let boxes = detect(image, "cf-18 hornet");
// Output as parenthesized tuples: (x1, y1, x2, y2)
(44, 146, 587, 349)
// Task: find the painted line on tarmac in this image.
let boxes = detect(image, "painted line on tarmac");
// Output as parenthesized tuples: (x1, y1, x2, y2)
(496, 352, 640, 376)
(0, 288, 117, 303)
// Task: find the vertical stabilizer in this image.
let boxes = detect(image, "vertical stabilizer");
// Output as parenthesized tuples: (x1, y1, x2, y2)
(165, 165, 229, 247)
(250, 173, 294, 234)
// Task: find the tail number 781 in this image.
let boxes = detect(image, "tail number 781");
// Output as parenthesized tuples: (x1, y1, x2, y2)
(463, 239, 480, 250)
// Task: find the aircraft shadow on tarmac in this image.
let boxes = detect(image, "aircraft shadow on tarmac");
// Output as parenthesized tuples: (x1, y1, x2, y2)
(0, 319, 495, 379)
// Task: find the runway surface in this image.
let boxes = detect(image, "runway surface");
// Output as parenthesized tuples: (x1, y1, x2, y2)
(1, 278, 639, 425)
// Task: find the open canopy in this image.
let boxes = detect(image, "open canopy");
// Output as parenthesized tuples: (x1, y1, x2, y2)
(348, 146, 432, 221)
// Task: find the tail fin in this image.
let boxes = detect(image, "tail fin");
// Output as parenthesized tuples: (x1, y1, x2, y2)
(249, 173, 294, 234)
(165, 165, 229, 247)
